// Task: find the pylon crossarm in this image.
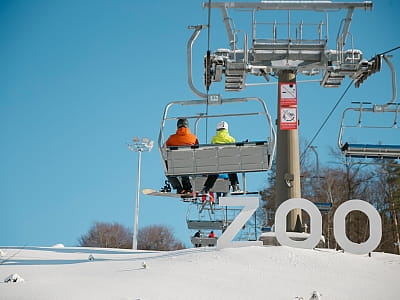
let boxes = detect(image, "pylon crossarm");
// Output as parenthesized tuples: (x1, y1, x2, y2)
(203, 1, 373, 11)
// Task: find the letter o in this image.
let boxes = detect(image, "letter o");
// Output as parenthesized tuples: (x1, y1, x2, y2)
(275, 198, 322, 249)
(333, 199, 382, 255)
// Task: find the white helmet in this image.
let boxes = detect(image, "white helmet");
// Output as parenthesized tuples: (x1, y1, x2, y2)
(216, 121, 228, 131)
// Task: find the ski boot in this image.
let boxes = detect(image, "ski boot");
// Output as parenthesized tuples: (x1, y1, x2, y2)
(160, 180, 172, 192)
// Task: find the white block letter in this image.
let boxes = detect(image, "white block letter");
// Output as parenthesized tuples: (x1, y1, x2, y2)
(275, 198, 322, 249)
(217, 197, 263, 249)
(333, 199, 382, 255)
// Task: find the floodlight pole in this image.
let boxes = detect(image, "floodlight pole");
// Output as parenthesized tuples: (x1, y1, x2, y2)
(128, 137, 154, 250)
(309, 145, 321, 194)
(133, 149, 142, 250)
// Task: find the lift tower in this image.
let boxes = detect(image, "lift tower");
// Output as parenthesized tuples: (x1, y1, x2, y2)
(199, 1, 374, 231)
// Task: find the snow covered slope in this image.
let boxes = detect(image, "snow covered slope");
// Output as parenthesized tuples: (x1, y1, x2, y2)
(0, 245, 399, 300)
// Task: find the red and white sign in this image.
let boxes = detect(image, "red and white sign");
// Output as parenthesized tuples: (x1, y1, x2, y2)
(279, 82, 297, 106)
(280, 106, 298, 130)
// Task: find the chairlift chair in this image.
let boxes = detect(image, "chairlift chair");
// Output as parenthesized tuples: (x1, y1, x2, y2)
(186, 200, 257, 247)
(158, 96, 276, 178)
(338, 55, 400, 160)
(338, 101, 400, 159)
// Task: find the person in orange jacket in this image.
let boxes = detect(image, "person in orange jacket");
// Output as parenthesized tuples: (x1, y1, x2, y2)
(208, 231, 216, 238)
(165, 118, 199, 194)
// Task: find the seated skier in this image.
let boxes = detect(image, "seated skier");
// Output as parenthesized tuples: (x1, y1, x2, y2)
(164, 118, 199, 194)
(200, 121, 241, 194)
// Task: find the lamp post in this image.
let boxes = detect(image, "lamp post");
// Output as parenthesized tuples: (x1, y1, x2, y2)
(128, 137, 154, 250)
(309, 145, 320, 197)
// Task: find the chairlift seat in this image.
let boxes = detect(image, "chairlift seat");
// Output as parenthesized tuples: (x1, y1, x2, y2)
(252, 39, 326, 63)
(164, 141, 272, 176)
(187, 220, 228, 230)
(191, 237, 217, 247)
(341, 142, 400, 159)
(253, 39, 326, 50)
(314, 202, 332, 212)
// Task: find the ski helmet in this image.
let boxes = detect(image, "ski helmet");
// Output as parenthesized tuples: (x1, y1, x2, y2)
(216, 121, 228, 131)
(177, 118, 189, 128)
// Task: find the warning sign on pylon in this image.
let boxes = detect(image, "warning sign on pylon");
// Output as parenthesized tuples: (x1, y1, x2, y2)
(279, 82, 297, 106)
(280, 106, 298, 130)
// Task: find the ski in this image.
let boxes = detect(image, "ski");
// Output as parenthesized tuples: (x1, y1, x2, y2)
(142, 188, 194, 199)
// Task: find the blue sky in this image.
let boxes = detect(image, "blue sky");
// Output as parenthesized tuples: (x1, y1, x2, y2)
(1, 0, 399, 248)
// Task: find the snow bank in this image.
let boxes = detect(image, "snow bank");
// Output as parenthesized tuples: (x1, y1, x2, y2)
(0, 245, 398, 300)
(4, 273, 24, 283)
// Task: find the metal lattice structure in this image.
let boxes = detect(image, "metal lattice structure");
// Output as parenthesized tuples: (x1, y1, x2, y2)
(193, 1, 375, 92)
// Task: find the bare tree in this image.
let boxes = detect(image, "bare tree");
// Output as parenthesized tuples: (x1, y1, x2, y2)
(79, 222, 186, 251)
(79, 222, 132, 249)
(260, 162, 276, 228)
(137, 225, 185, 251)
(261, 144, 400, 254)
(372, 160, 400, 254)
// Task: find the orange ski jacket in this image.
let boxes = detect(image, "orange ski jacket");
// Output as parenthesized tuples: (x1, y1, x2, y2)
(166, 127, 199, 146)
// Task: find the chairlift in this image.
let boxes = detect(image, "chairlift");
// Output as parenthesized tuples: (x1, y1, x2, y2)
(158, 96, 276, 178)
(338, 55, 400, 160)
(338, 102, 400, 159)
(186, 200, 230, 247)
(154, 96, 273, 247)
(186, 198, 258, 247)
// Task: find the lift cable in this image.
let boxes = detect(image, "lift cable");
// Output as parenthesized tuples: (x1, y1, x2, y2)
(378, 45, 400, 56)
(205, 0, 212, 142)
(300, 46, 400, 163)
(207, 0, 211, 52)
(300, 79, 354, 164)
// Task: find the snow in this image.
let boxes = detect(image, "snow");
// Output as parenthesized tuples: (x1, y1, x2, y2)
(3, 273, 24, 283)
(0, 245, 399, 300)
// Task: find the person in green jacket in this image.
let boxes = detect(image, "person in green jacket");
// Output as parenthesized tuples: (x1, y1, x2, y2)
(210, 121, 235, 144)
(200, 121, 241, 194)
